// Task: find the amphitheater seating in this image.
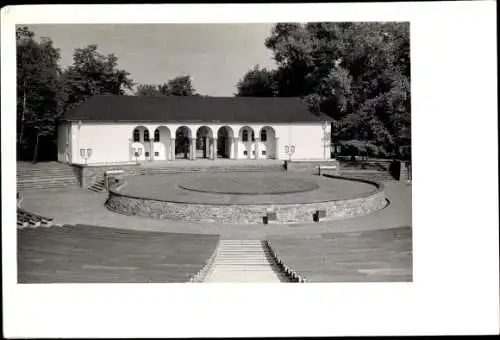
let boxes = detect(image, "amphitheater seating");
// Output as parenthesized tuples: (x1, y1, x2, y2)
(267, 226, 412, 282)
(17, 208, 54, 228)
(17, 162, 78, 191)
(17, 224, 220, 283)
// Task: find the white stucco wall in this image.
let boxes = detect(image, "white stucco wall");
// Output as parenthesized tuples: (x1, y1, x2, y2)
(66, 121, 331, 165)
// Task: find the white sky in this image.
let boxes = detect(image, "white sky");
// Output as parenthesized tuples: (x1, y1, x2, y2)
(28, 24, 277, 96)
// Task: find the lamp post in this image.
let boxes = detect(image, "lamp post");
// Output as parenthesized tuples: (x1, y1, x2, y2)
(80, 148, 92, 165)
(133, 147, 143, 165)
(284, 145, 295, 161)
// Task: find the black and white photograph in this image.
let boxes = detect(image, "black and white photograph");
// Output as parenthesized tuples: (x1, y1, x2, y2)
(2, 2, 498, 338)
(14, 21, 412, 283)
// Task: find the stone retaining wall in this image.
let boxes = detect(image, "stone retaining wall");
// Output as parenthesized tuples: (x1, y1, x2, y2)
(73, 164, 144, 189)
(106, 178, 387, 224)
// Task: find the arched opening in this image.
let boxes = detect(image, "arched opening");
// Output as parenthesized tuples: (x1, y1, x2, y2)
(175, 126, 192, 159)
(217, 126, 234, 159)
(259, 126, 277, 159)
(196, 126, 214, 159)
(239, 126, 255, 159)
(131, 126, 150, 162)
(153, 126, 171, 161)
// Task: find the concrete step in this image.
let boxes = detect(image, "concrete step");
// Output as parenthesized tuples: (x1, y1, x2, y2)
(18, 183, 78, 188)
(18, 184, 78, 191)
(18, 178, 77, 183)
(203, 240, 287, 282)
(18, 182, 77, 187)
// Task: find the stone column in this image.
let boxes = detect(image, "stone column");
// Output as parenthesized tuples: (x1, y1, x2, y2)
(275, 137, 279, 160)
(227, 137, 232, 159)
(204, 137, 210, 158)
(190, 138, 196, 160)
(150, 140, 154, 161)
(170, 138, 176, 161)
(254, 138, 260, 160)
(233, 138, 239, 160)
(212, 138, 218, 160)
(246, 142, 252, 159)
(128, 138, 132, 162)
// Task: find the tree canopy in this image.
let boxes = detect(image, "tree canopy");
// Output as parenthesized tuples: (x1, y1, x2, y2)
(135, 75, 198, 97)
(16, 26, 134, 162)
(237, 22, 411, 156)
(17, 26, 63, 161)
(235, 65, 277, 97)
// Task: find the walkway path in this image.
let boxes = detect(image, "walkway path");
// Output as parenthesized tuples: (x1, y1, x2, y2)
(203, 240, 288, 282)
(19, 181, 410, 239)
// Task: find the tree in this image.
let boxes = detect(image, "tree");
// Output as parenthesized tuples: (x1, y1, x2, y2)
(248, 22, 411, 156)
(163, 75, 196, 96)
(135, 75, 197, 97)
(135, 84, 160, 96)
(236, 65, 277, 97)
(16, 26, 64, 162)
(61, 44, 134, 111)
(16, 29, 136, 162)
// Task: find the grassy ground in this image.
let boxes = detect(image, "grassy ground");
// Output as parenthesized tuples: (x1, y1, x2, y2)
(18, 225, 219, 283)
(269, 226, 412, 282)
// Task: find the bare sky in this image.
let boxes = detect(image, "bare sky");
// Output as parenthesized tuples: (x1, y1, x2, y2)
(28, 24, 277, 96)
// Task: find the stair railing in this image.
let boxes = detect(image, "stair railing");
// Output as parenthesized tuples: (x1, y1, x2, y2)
(188, 240, 220, 283)
(262, 240, 308, 283)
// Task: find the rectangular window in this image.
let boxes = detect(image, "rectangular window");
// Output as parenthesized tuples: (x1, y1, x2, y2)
(262, 150, 266, 155)
(252, 150, 255, 155)
(155, 152, 159, 156)
(145, 152, 150, 157)
(243, 150, 248, 156)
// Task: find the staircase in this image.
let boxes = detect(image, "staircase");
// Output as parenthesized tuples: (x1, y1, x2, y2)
(203, 240, 289, 282)
(88, 177, 106, 193)
(338, 169, 399, 182)
(17, 208, 54, 229)
(17, 162, 78, 191)
(144, 164, 283, 176)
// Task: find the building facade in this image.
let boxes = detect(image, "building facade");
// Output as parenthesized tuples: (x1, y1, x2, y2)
(57, 95, 333, 165)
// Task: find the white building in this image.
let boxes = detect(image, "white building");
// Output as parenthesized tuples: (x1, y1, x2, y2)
(57, 95, 333, 165)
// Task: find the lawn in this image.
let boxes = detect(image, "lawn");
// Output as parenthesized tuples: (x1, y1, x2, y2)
(268, 226, 412, 282)
(18, 225, 219, 283)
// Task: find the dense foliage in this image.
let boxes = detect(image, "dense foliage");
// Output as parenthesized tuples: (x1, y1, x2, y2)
(236, 22, 411, 157)
(16, 26, 134, 162)
(17, 23, 410, 162)
(135, 75, 198, 97)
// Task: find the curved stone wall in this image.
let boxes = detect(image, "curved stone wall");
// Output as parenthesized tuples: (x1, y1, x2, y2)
(106, 175, 387, 224)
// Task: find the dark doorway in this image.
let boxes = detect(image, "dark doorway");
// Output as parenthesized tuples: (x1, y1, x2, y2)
(217, 126, 233, 159)
(175, 127, 191, 159)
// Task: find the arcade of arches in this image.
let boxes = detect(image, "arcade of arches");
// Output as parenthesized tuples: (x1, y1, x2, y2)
(130, 125, 278, 162)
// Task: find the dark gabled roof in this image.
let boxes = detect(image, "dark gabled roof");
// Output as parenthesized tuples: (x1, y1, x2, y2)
(61, 95, 333, 123)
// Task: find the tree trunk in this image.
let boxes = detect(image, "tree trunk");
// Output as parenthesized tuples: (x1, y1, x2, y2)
(19, 82, 27, 158)
(32, 133, 40, 163)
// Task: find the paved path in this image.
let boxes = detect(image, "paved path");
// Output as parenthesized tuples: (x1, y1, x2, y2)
(203, 240, 287, 282)
(19, 181, 411, 239)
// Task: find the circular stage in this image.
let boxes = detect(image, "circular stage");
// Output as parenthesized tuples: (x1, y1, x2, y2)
(178, 174, 319, 195)
(106, 172, 387, 224)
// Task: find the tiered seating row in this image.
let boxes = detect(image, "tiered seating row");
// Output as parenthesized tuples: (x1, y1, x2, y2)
(17, 208, 54, 229)
(266, 227, 412, 282)
(18, 224, 220, 283)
